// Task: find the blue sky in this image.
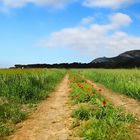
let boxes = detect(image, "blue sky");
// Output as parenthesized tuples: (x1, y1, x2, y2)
(0, 0, 140, 67)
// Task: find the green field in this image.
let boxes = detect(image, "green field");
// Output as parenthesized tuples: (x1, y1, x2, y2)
(0, 69, 66, 137)
(0, 68, 140, 139)
(80, 69, 140, 100)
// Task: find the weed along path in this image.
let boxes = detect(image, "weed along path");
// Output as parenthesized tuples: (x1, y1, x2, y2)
(8, 74, 75, 140)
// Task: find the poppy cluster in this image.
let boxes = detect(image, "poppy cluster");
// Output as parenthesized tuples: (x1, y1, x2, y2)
(77, 83, 84, 89)
(72, 77, 107, 106)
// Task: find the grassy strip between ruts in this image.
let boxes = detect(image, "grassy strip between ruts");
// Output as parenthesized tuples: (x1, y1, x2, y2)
(69, 71, 138, 140)
(0, 69, 66, 138)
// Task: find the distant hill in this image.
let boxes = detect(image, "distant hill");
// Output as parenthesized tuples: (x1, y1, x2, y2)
(91, 50, 140, 68)
(13, 50, 140, 69)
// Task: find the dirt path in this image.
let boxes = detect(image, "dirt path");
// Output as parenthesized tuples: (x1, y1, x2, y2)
(8, 74, 76, 140)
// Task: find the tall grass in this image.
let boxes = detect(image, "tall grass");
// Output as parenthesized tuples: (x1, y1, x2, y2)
(0, 69, 66, 137)
(81, 69, 140, 100)
(0, 69, 66, 103)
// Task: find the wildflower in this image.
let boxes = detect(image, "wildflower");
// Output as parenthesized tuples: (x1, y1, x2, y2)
(86, 94, 90, 97)
(87, 88, 91, 92)
(102, 100, 107, 105)
(92, 91, 96, 94)
(99, 89, 102, 92)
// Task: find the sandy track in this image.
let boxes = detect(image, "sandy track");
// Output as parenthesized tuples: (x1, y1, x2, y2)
(8, 74, 74, 140)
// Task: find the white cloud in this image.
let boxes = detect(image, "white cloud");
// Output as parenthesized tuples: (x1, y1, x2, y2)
(37, 13, 140, 57)
(81, 16, 94, 25)
(0, 0, 73, 8)
(83, 0, 134, 8)
(110, 12, 132, 28)
(0, 0, 138, 9)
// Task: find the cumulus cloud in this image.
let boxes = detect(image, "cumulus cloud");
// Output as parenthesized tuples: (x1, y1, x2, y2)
(0, 0, 73, 8)
(110, 13, 132, 27)
(0, 0, 138, 9)
(37, 13, 140, 56)
(81, 16, 94, 25)
(83, 0, 134, 8)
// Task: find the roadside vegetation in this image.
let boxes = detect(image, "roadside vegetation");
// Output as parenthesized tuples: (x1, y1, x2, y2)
(0, 69, 66, 137)
(80, 69, 140, 100)
(69, 70, 138, 140)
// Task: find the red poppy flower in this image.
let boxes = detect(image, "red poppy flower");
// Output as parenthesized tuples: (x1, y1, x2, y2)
(99, 89, 102, 92)
(86, 94, 90, 97)
(87, 88, 91, 92)
(102, 100, 107, 105)
(92, 91, 96, 94)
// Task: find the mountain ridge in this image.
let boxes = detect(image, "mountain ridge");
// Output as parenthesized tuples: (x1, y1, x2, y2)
(91, 50, 140, 68)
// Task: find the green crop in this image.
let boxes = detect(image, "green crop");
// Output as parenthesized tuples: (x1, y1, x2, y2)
(80, 69, 140, 100)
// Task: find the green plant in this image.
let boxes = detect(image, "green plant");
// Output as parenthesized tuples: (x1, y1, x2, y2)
(0, 122, 13, 137)
(72, 107, 93, 120)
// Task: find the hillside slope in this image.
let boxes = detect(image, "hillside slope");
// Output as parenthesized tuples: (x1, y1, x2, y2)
(91, 50, 140, 68)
